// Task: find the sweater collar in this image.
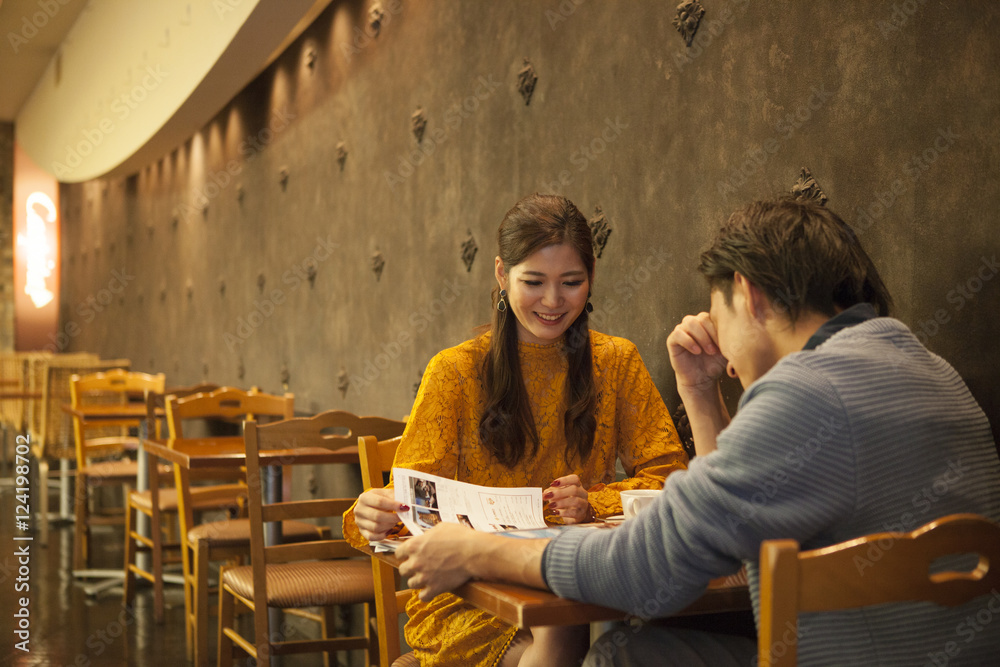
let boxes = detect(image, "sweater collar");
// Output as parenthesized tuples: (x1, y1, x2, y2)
(802, 303, 878, 351)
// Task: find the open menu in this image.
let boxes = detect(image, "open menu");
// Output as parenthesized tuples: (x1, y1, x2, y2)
(369, 468, 549, 552)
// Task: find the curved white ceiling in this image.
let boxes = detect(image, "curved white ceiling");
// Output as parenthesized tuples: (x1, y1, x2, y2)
(16, 0, 332, 183)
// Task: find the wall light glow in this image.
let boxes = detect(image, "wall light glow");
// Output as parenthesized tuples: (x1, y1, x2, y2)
(18, 193, 57, 308)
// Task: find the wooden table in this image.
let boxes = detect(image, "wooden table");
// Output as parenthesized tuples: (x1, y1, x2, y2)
(361, 545, 750, 629)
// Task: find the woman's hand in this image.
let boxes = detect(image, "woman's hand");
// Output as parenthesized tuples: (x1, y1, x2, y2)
(543, 474, 594, 524)
(667, 312, 728, 397)
(353, 488, 409, 541)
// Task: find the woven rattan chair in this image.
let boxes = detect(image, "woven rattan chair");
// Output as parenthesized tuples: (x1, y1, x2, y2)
(218, 411, 406, 667)
(70, 369, 166, 571)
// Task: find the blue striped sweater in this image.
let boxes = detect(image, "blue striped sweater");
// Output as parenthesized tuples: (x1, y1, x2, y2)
(545, 315, 1000, 665)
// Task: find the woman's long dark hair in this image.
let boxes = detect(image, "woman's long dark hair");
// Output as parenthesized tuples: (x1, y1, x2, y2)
(479, 194, 598, 467)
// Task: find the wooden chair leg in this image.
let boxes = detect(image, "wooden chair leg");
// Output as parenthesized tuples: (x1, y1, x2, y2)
(194, 539, 210, 667)
(37, 457, 50, 546)
(73, 472, 89, 571)
(150, 510, 165, 623)
(321, 605, 336, 667)
(182, 542, 194, 661)
(217, 571, 235, 667)
(123, 500, 137, 609)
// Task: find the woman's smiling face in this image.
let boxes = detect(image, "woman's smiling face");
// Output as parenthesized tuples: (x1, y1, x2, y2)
(496, 242, 591, 345)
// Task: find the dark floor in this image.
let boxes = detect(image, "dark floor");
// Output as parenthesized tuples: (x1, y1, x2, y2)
(0, 465, 360, 667)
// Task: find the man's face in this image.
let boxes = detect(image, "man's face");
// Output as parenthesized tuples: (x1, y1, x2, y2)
(709, 286, 776, 389)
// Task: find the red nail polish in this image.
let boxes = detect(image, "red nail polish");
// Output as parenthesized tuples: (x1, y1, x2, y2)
(400, 504, 410, 511)
(550, 480, 561, 487)
(543, 491, 554, 499)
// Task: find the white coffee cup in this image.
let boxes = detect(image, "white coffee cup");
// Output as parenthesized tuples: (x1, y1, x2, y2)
(620, 489, 661, 519)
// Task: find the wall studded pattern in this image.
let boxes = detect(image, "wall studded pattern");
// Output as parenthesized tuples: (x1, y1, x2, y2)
(411, 107, 427, 143)
(517, 58, 538, 106)
(370, 250, 385, 281)
(51, 2, 1000, 453)
(791, 167, 829, 206)
(461, 230, 478, 272)
(673, 0, 706, 47)
(588, 205, 612, 259)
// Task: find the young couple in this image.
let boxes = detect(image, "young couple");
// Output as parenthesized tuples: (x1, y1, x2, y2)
(347, 193, 1000, 666)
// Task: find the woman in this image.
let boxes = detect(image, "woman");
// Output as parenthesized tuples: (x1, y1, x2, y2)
(345, 193, 688, 666)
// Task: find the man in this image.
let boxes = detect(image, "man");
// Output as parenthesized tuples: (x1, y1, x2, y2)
(396, 199, 1000, 665)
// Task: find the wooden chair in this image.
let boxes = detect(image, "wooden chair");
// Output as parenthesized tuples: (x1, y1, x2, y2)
(166, 387, 328, 667)
(123, 383, 222, 622)
(358, 434, 417, 667)
(70, 368, 166, 571)
(218, 411, 406, 667)
(757, 513, 1000, 667)
(31, 354, 116, 545)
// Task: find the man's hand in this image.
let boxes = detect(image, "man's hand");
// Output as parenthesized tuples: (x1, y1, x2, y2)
(666, 312, 731, 457)
(397, 524, 551, 601)
(354, 488, 409, 541)
(396, 523, 482, 600)
(667, 312, 728, 396)
(544, 474, 594, 524)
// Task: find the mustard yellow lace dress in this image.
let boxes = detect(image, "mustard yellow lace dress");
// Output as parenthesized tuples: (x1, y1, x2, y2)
(344, 330, 687, 666)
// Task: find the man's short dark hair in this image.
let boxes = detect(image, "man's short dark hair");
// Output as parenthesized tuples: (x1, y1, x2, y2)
(699, 198, 893, 322)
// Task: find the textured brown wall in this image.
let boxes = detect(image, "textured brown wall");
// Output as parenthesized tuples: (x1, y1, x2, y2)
(58, 1, 1000, 446)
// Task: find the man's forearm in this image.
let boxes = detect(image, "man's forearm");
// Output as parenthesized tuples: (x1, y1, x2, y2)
(679, 384, 731, 456)
(469, 534, 551, 590)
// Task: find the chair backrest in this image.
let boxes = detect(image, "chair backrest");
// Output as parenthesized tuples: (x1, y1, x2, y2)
(165, 386, 294, 438)
(70, 369, 165, 469)
(757, 513, 1000, 667)
(165, 387, 294, 541)
(359, 433, 412, 667)
(36, 356, 127, 459)
(242, 411, 403, 663)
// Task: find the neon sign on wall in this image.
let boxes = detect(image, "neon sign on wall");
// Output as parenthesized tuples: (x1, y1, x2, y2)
(17, 192, 57, 308)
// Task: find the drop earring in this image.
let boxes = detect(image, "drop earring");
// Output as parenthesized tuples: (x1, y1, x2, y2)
(497, 289, 507, 312)
(585, 291, 593, 313)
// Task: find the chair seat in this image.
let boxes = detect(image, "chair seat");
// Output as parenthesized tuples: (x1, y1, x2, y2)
(80, 459, 165, 481)
(187, 518, 323, 547)
(222, 560, 374, 608)
(392, 653, 420, 667)
(129, 484, 244, 512)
